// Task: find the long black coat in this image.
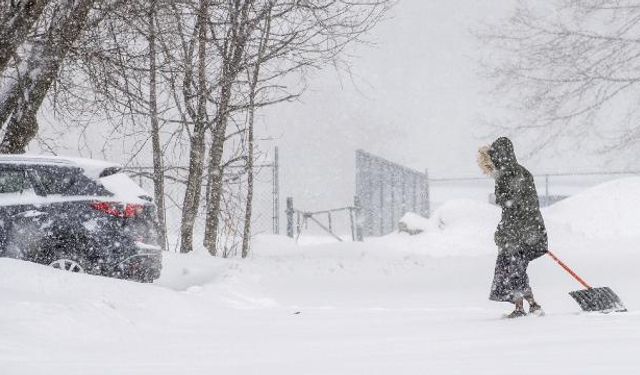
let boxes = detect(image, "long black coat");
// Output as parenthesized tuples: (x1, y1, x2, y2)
(488, 137, 548, 302)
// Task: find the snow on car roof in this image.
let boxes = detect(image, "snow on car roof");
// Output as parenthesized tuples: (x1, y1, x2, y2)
(0, 154, 121, 179)
(0, 155, 151, 203)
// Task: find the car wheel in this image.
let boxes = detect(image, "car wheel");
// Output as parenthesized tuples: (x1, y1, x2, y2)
(49, 258, 85, 273)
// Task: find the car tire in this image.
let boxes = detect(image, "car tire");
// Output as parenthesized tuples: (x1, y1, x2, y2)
(48, 257, 85, 273)
(41, 235, 93, 275)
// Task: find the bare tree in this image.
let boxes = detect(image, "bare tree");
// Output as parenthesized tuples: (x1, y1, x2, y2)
(240, 4, 272, 259)
(201, 0, 392, 256)
(20, 0, 391, 257)
(32, 0, 173, 246)
(148, 0, 168, 249)
(0, 0, 48, 72)
(202, 0, 263, 256)
(479, 1, 640, 154)
(0, 0, 96, 154)
(177, 0, 210, 253)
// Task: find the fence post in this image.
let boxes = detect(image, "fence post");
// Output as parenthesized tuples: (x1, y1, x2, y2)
(545, 174, 549, 206)
(390, 168, 396, 231)
(422, 169, 430, 218)
(379, 167, 384, 236)
(286, 197, 294, 238)
(272, 146, 280, 234)
(349, 208, 356, 241)
(354, 195, 364, 241)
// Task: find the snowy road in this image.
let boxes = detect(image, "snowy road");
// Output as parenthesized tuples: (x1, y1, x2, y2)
(1, 245, 638, 375)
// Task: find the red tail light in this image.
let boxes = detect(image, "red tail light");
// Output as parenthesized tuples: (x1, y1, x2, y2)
(124, 204, 144, 218)
(91, 202, 144, 218)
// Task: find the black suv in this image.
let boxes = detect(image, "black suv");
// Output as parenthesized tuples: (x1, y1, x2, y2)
(0, 155, 162, 282)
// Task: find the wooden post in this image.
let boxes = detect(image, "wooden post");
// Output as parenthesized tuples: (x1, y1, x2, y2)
(286, 197, 294, 238)
(349, 208, 356, 241)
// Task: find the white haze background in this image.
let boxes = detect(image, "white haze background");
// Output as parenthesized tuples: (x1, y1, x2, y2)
(34, 0, 629, 217)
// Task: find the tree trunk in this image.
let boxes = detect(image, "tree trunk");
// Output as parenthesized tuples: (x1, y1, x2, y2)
(202, 81, 233, 256)
(241, 90, 255, 259)
(202, 1, 253, 256)
(0, 0, 95, 153)
(148, 0, 168, 250)
(241, 10, 271, 258)
(179, 0, 208, 253)
(0, 0, 47, 72)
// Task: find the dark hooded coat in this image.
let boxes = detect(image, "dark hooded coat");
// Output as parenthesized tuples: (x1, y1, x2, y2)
(488, 137, 548, 303)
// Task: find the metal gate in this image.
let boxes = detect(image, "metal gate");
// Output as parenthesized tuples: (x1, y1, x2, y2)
(355, 149, 429, 237)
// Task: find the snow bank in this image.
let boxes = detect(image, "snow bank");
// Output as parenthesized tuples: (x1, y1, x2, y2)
(155, 251, 232, 291)
(414, 177, 640, 247)
(378, 199, 500, 257)
(428, 199, 499, 235)
(3, 179, 640, 374)
(2, 225, 639, 375)
(545, 177, 640, 239)
(398, 212, 430, 234)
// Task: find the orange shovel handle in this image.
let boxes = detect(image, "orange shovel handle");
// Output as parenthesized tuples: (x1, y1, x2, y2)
(547, 250, 592, 289)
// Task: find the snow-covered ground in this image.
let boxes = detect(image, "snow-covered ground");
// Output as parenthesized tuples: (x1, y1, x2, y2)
(2, 179, 640, 374)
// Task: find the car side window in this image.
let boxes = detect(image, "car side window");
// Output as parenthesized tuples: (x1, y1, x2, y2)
(0, 169, 35, 195)
(36, 167, 76, 195)
(35, 167, 112, 196)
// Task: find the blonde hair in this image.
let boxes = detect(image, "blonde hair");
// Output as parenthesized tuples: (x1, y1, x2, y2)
(477, 145, 496, 177)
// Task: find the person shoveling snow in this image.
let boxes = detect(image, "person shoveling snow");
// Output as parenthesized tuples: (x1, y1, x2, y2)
(478, 137, 548, 318)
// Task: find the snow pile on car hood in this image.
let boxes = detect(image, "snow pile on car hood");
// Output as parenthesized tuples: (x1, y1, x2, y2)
(99, 172, 151, 203)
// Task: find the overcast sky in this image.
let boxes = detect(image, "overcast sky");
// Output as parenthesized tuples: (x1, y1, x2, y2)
(34, 1, 625, 222)
(260, 0, 523, 211)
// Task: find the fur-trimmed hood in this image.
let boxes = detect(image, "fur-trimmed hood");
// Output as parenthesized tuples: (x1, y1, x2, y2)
(477, 145, 495, 176)
(488, 137, 517, 170)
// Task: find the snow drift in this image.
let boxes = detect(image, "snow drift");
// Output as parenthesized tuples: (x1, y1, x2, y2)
(1, 178, 640, 374)
(544, 177, 640, 239)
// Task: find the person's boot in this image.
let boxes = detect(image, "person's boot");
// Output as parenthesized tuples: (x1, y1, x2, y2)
(504, 298, 527, 319)
(504, 308, 527, 319)
(525, 296, 545, 316)
(529, 303, 545, 316)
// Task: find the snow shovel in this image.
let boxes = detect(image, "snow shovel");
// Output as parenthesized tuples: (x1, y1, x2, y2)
(547, 250, 627, 313)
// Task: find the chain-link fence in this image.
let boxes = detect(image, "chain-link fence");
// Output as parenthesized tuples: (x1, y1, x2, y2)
(428, 171, 640, 210)
(248, 147, 280, 236)
(355, 149, 429, 237)
(124, 147, 280, 253)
